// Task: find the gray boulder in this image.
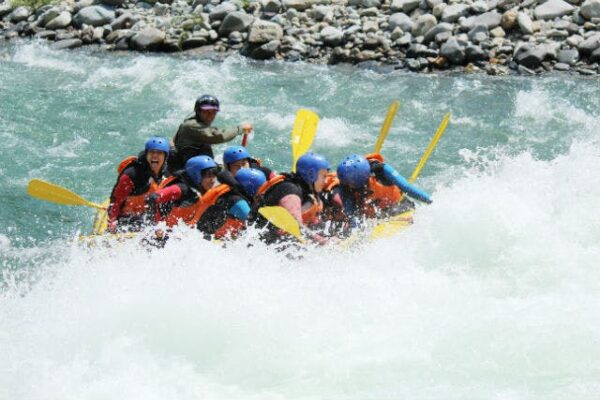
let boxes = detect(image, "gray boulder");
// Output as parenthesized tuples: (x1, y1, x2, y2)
(51, 38, 83, 50)
(558, 48, 579, 64)
(390, 0, 420, 13)
(73, 6, 115, 27)
(249, 39, 280, 59)
(534, 0, 574, 20)
(388, 12, 414, 32)
(282, 0, 313, 11)
(590, 46, 600, 62)
(0, 3, 13, 19)
(441, 37, 465, 64)
(45, 11, 72, 29)
(578, 32, 600, 55)
(260, 0, 281, 13)
(517, 11, 533, 34)
(248, 19, 283, 44)
(131, 26, 165, 50)
(219, 11, 253, 36)
(441, 4, 469, 23)
(580, 0, 600, 19)
(8, 6, 32, 23)
(468, 24, 489, 43)
(513, 44, 549, 68)
(209, 2, 237, 21)
(110, 12, 141, 30)
(461, 11, 502, 30)
(38, 8, 61, 26)
(320, 26, 344, 46)
(465, 44, 488, 61)
(412, 13, 437, 37)
(423, 22, 453, 43)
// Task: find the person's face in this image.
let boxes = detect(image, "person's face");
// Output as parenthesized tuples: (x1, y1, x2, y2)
(228, 158, 250, 175)
(313, 169, 329, 193)
(199, 108, 218, 124)
(146, 150, 166, 176)
(201, 169, 217, 192)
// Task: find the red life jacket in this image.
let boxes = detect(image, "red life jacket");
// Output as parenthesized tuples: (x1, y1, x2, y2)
(164, 184, 232, 228)
(117, 156, 174, 217)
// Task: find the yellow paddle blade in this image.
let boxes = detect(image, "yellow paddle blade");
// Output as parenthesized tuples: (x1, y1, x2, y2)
(92, 199, 110, 235)
(374, 100, 400, 154)
(369, 210, 415, 240)
(27, 179, 105, 210)
(291, 108, 319, 172)
(409, 112, 451, 184)
(258, 206, 303, 241)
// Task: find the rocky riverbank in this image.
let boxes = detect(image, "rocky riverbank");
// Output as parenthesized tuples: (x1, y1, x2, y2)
(2, 0, 600, 74)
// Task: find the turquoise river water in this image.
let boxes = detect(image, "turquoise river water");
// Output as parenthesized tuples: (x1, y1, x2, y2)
(1, 40, 599, 399)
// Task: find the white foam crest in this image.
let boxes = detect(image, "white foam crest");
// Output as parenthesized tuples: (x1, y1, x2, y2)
(83, 56, 170, 94)
(316, 117, 370, 148)
(515, 86, 599, 131)
(46, 136, 91, 158)
(11, 41, 86, 74)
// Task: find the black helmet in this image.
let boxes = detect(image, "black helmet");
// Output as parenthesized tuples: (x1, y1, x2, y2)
(194, 94, 220, 113)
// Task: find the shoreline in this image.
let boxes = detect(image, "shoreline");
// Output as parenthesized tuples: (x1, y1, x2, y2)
(2, 0, 600, 75)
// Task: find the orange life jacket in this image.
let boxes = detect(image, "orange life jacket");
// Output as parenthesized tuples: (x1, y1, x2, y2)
(256, 175, 322, 226)
(362, 153, 402, 217)
(213, 218, 246, 240)
(117, 156, 174, 217)
(164, 184, 232, 228)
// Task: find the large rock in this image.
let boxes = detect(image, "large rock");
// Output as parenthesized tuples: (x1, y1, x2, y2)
(441, 4, 469, 23)
(260, 0, 281, 13)
(248, 19, 283, 44)
(558, 48, 579, 64)
(131, 27, 165, 51)
(390, 0, 420, 13)
(73, 6, 115, 27)
(590, 46, 600, 62)
(282, 0, 313, 11)
(501, 9, 517, 30)
(249, 39, 280, 59)
(0, 3, 13, 19)
(534, 0, 575, 20)
(320, 26, 343, 46)
(209, 2, 237, 21)
(423, 22, 453, 43)
(412, 14, 437, 37)
(517, 11, 533, 34)
(38, 8, 60, 26)
(388, 12, 413, 32)
(110, 12, 141, 30)
(578, 32, 600, 55)
(218, 11, 253, 36)
(440, 37, 465, 64)
(468, 24, 489, 43)
(513, 44, 550, 68)
(460, 11, 502, 30)
(580, 0, 600, 19)
(45, 11, 72, 29)
(51, 38, 83, 50)
(8, 6, 32, 22)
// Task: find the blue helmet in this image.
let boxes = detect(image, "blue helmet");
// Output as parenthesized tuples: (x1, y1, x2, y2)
(296, 152, 330, 184)
(235, 168, 266, 197)
(185, 155, 218, 186)
(337, 154, 371, 188)
(223, 145, 251, 166)
(145, 136, 170, 156)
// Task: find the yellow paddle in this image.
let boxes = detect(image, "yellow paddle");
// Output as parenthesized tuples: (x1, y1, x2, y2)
(291, 108, 319, 172)
(374, 100, 400, 154)
(409, 112, 451, 184)
(27, 179, 106, 210)
(258, 206, 305, 243)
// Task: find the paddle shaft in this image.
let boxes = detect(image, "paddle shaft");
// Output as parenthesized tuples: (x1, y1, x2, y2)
(374, 100, 400, 154)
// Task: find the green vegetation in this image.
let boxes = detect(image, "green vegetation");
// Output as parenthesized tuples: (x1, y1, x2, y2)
(10, 0, 55, 10)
